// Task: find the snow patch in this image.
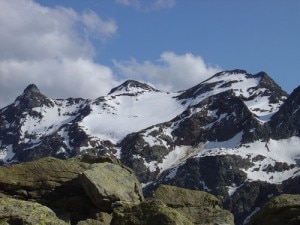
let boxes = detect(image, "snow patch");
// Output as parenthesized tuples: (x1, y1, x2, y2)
(158, 145, 203, 173)
(197, 136, 300, 184)
(0, 145, 15, 162)
(243, 207, 261, 225)
(20, 100, 85, 144)
(144, 160, 158, 172)
(200, 180, 212, 192)
(227, 183, 244, 196)
(204, 132, 243, 149)
(166, 166, 179, 179)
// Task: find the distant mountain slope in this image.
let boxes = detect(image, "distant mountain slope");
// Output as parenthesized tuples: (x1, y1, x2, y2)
(0, 70, 299, 225)
(0, 80, 185, 163)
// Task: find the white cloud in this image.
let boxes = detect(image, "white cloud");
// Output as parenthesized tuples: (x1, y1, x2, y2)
(115, 0, 176, 11)
(0, 59, 117, 104)
(81, 11, 117, 41)
(0, 0, 118, 107)
(113, 51, 221, 91)
(0, 0, 220, 109)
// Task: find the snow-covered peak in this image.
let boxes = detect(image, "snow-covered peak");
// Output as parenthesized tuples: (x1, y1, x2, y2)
(203, 69, 257, 87)
(108, 80, 157, 96)
(208, 69, 249, 80)
(177, 70, 287, 122)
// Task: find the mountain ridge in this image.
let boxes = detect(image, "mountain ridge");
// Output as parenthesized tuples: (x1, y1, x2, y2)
(0, 69, 299, 225)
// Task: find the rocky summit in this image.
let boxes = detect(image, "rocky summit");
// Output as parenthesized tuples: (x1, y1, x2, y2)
(0, 69, 299, 224)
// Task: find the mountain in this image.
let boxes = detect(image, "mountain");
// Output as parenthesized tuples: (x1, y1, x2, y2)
(0, 70, 299, 225)
(108, 79, 158, 95)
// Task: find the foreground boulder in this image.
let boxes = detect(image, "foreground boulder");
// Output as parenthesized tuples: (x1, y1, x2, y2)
(0, 196, 67, 224)
(79, 162, 144, 210)
(111, 199, 193, 225)
(248, 194, 300, 225)
(0, 157, 90, 198)
(152, 185, 235, 225)
(0, 157, 237, 225)
(0, 157, 96, 223)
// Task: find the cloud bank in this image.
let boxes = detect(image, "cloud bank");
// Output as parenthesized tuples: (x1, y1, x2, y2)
(114, 51, 221, 91)
(0, 0, 219, 108)
(0, 0, 118, 107)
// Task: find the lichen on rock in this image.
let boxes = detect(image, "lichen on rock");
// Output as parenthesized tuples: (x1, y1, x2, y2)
(79, 162, 144, 210)
(152, 185, 235, 225)
(248, 194, 300, 225)
(111, 199, 193, 225)
(0, 196, 67, 225)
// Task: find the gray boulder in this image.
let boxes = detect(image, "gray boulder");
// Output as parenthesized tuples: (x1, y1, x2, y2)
(79, 162, 144, 210)
(0, 196, 67, 225)
(248, 194, 300, 225)
(152, 185, 235, 225)
(111, 199, 193, 225)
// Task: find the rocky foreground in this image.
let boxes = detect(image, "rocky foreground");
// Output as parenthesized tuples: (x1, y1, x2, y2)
(0, 156, 299, 225)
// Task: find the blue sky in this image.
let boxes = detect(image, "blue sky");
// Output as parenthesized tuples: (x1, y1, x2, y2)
(0, 0, 299, 107)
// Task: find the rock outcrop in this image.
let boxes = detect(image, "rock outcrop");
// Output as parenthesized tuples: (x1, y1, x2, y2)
(247, 194, 300, 225)
(111, 199, 193, 225)
(152, 185, 235, 225)
(79, 162, 144, 210)
(0, 157, 90, 195)
(0, 157, 96, 224)
(0, 196, 67, 225)
(270, 86, 300, 139)
(0, 156, 240, 225)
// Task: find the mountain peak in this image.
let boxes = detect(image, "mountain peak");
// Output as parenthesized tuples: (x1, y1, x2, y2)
(108, 80, 157, 95)
(23, 84, 41, 94)
(212, 69, 248, 77)
(14, 84, 53, 109)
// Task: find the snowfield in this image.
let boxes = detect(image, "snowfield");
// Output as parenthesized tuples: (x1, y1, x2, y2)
(198, 136, 300, 184)
(141, 136, 300, 186)
(80, 91, 185, 143)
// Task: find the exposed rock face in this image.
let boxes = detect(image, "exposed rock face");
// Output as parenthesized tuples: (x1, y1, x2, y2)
(111, 199, 193, 225)
(79, 162, 144, 210)
(224, 181, 282, 225)
(0, 196, 67, 225)
(15, 84, 55, 109)
(157, 155, 252, 195)
(152, 185, 235, 225)
(270, 86, 300, 139)
(247, 194, 300, 225)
